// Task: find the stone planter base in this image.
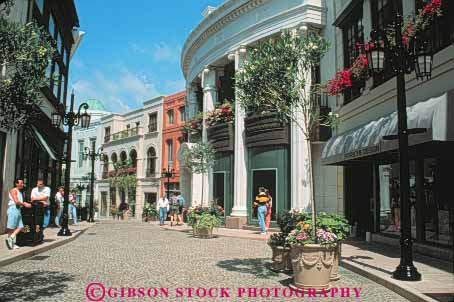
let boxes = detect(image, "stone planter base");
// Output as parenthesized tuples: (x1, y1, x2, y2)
(269, 245, 292, 273)
(290, 244, 335, 291)
(330, 244, 341, 281)
(192, 226, 198, 237)
(196, 227, 214, 239)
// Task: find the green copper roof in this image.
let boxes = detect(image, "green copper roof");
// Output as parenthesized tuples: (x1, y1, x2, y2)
(85, 99, 106, 111)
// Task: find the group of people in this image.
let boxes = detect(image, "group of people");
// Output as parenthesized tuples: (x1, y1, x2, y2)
(157, 192, 185, 226)
(5, 178, 78, 250)
(254, 187, 273, 235)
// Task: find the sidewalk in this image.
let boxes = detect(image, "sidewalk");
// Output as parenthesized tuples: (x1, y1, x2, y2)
(341, 240, 454, 302)
(0, 222, 93, 267)
(156, 222, 454, 302)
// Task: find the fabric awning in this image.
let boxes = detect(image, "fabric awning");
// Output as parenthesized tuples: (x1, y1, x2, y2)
(29, 125, 58, 160)
(322, 89, 454, 165)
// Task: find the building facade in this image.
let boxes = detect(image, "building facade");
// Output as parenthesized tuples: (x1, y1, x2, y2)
(70, 99, 110, 212)
(180, 0, 341, 228)
(1, 0, 83, 233)
(97, 96, 164, 219)
(161, 92, 186, 199)
(321, 0, 454, 259)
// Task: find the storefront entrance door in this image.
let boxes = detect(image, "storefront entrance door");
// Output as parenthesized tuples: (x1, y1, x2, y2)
(250, 169, 277, 222)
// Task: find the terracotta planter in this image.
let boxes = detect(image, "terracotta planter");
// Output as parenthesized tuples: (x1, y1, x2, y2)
(196, 227, 214, 239)
(269, 244, 292, 273)
(290, 244, 335, 291)
(330, 244, 341, 281)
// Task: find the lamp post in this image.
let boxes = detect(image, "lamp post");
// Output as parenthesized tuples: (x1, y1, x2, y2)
(51, 90, 91, 236)
(365, 6, 434, 281)
(161, 163, 175, 202)
(83, 146, 104, 223)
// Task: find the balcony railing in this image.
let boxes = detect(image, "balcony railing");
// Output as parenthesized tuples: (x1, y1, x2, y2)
(104, 127, 142, 144)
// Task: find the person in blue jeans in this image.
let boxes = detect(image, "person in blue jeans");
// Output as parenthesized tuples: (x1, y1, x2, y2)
(254, 188, 271, 235)
(31, 179, 51, 228)
(54, 186, 64, 227)
(69, 190, 78, 224)
(157, 193, 169, 226)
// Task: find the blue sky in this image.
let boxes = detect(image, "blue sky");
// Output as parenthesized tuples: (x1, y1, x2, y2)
(70, 0, 224, 113)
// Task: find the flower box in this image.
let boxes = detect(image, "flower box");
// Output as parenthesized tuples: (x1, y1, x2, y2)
(207, 122, 234, 152)
(244, 112, 289, 148)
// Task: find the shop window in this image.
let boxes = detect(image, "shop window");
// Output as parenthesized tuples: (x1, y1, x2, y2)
(340, 2, 365, 104)
(146, 147, 157, 177)
(144, 192, 157, 204)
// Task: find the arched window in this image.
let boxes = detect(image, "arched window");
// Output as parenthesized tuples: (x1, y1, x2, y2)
(120, 151, 127, 164)
(129, 149, 137, 168)
(146, 147, 157, 177)
(102, 156, 109, 178)
(111, 153, 118, 164)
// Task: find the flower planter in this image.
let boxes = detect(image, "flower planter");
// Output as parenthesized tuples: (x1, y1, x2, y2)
(244, 112, 289, 148)
(207, 123, 234, 152)
(268, 245, 292, 273)
(330, 244, 341, 281)
(196, 227, 214, 239)
(192, 226, 198, 237)
(290, 244, 335, 291)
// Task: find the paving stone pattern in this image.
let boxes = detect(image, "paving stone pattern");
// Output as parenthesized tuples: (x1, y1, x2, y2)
(0, 221, 410, 302)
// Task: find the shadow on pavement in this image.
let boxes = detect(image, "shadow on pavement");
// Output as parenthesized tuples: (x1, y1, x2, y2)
(0, 270, 75, 301)
(216, 258, 280, 279)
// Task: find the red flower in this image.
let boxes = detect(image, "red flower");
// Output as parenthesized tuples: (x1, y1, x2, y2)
(432, 0, 441, 9)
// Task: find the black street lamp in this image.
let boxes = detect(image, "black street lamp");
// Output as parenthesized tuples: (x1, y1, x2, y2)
(83, 146, 104, 223)
(74, 180, 88, 208)
(161, 163, 175, 202)
(365, 7, 434, 281)
(51, 90, 91, 236)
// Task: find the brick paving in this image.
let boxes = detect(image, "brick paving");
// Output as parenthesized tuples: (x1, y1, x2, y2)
(0, 221, 410, 302)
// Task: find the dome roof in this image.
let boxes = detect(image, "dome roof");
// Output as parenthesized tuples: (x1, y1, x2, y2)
(85, 99, 106, 111)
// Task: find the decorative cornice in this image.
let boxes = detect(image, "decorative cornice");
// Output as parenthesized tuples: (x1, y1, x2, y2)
(182, 0, 326, 81)
(181, 0, 270, 78)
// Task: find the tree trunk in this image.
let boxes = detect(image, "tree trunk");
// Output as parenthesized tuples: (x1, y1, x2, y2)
(306, 138, 316, 239)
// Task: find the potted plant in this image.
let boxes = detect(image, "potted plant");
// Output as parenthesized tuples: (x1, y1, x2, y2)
(195, 212, 221, 239)
(142, 203, 158, 222)
(267, 233, 292, 272)
(286, 218, 337, 291)
(317, 212, 350, 281)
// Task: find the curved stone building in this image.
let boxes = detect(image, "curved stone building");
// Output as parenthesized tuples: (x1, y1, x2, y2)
(180, 0, 341, 228)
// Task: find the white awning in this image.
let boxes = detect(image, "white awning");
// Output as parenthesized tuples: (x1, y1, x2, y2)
(322, 89, 454, 165)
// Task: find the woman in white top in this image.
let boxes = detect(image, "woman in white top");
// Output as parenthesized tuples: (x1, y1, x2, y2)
(54, 186, 64, 227)
(5, 179, 31, 250)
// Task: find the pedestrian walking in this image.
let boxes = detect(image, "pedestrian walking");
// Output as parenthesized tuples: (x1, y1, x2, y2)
(119, 201, 129, 220)
(31, 179, 51, 228)
(68, 190, 78, 224)
(54, 186, 64, 227)
(169, 193, 180, 226)
(5, 179, 31, 250)
(157, 193, 169, 226)
(177, 193, 185, 225)
(254, 187, 270, 235)
(265, 188, 273, 231)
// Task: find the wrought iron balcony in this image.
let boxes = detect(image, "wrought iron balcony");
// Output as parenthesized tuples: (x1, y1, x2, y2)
(105, 127, 142, 143)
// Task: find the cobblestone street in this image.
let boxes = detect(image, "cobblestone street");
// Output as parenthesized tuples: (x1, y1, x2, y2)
(0, 221, 409, 302)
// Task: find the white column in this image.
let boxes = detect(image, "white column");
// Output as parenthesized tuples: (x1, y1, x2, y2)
(230, 47, 248, 218)
(291, 25, 312, 211)
(201, 67, 218, 205)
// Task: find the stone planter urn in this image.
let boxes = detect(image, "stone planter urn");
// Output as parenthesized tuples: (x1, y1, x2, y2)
(196, 227, 214, 239)
(330, 244, 341, 281)
(290, 244, 336, 291)
(269, 245, 292, 273)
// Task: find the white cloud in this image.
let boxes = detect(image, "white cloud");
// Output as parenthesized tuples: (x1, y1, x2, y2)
(72, 67, 160, 113)
(152, 42, 181, 63)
